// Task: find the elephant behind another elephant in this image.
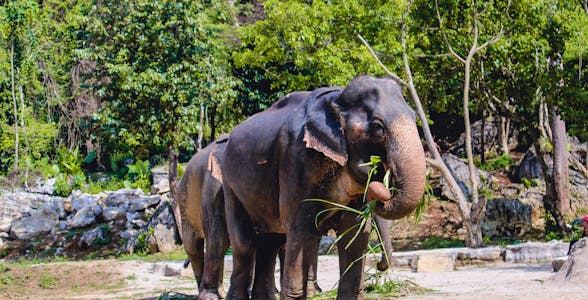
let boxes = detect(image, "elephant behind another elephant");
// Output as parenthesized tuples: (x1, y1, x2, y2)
(177, 134, 230, 300)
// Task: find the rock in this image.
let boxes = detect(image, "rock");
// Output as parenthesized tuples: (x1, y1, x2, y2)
(458, 246, 504, 261)
(0, 190, 63, 221)
(28, 178, 56, 195)
(451, 117, 518, 157)
(483, 198, 533, 238)
(552, 237, 588, 284)
(102, 206, 127, 222)
(151, 166, 170, 195)
(10, 207, 59, 240)
(69, 191, 102, 212)
(552, 256, 568, 272)
(162, 264, 181, 276)
(147, 199, 180, 253)
(318, 235, 335, 255)
(0, 217, 12, 233)
(515, 148, 546, 181)
(78, 226, 105, 248)
(68, 204, 103, 229)
(129, 195, 161, 212)
(411, 254, 455, 272)
(440, 154, 490, 201)
(104, 188, 143, 207)
(505, 240, 568, 263)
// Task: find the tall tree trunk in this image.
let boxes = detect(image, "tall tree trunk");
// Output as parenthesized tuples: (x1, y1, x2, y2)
(530, 126, 569, 234)
(550, 109, 571, 215)
(209, 105, 217, 142)
(19, 84, 29, 188)
(197, 102, 204, 149)
(481, 110, 486, 164)
(498, 115, 510, 155)
(10, 40, 19, 174)
(168, 144, 183, 241)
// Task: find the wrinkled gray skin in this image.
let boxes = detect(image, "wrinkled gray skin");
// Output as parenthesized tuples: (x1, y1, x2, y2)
(222, 76, 426, 300)
(177, 135, 230, 300)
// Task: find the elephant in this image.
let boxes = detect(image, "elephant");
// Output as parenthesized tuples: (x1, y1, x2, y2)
(221, 75, 426, 300)
(177, 134, 230, 300)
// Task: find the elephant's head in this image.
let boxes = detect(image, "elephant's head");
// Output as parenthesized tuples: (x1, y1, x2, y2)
(303, 75, 426, 220)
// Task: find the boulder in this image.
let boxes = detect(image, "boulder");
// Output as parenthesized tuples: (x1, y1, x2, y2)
(458, 246, 504, 261)
(451, 117, 518, 157)
(552, 237, 588, 284)
(78, 226, 105, 248)
(411, 254, 455, 272)
(146, 198, 180, 253)
(104, 188, 143, 207)
(151, 166, 170, 194)
(440, 154, 490, 201)
(10, 207, 59, 240)
(68, 204, 103, 229)
(505, 240, 568, 263)
(28, 178, 56, 195)
(129, 195, 161, 212)
(0, 217, 12, 233)
(102, 206, 127, 222)
(483, 198, 533, 238)
(318, 235, 335, 255)
(69, 190, 102, 212)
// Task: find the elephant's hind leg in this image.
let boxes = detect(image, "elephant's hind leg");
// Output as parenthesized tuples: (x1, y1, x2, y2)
(224, 186, 256, 300)
(183, 225, 205, 287)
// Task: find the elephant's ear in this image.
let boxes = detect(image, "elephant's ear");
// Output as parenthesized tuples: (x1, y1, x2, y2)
(303, 88, 347, 166)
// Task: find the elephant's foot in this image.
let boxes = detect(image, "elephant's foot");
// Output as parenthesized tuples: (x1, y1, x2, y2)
(198, 289, 222, 300)
(306, 281, 323, 296)
(377, 259, 389, 271)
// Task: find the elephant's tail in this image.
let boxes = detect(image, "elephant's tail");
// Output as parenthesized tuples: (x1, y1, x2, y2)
(183, 258, 191, 268)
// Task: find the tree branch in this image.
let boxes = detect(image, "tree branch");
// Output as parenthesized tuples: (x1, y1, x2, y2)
(435, 0, 466, 64)
(357, 34, 407, 86)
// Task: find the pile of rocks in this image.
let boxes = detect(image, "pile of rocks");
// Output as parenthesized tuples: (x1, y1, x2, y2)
(0, 186, 180, 259)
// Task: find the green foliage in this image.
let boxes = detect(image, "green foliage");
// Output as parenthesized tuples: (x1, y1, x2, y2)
(53, 147, 87, 196)
(421, 237, 465, 249)
(543, 214, 562, 241)
(521, 177, 541, 189)
(476, 153, 515, 172)
(134, 227, 155, 256)
(39, 274, 57, 289)
(126, 160, 151, 192)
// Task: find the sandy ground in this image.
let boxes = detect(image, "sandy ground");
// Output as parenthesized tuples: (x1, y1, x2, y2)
(1, 255, 583, 300)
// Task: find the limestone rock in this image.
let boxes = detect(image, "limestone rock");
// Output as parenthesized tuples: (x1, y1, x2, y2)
(129, 195, 161, 212)
(102, 206, 127, 222)
(78, 226, 105, 248)
(552, 237, 588, 284)
(10, 207, 59, 240)
(318, 235, 335, 255)
(483, 198, 533, 238)
(552, 256, 568, 272)
(146, 199, 180, 253)
(440, 154, 490, 201)
(411, 254, 455, 272)
(505, 240, 568, 263)
(68, 204, 103, 229)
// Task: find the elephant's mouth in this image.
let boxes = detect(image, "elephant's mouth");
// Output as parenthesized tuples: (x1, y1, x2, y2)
(348, 142, 389, 184)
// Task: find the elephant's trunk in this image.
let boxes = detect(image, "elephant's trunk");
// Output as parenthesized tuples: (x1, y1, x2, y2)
(374, 114, 426, 220)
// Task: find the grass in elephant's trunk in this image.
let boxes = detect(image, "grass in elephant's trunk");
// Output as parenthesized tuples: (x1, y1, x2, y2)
(307, 155, 429, 297)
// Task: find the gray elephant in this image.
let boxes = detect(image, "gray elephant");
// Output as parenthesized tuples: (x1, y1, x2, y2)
(221, 75, 426, 299)
(177, 134, 230, 300)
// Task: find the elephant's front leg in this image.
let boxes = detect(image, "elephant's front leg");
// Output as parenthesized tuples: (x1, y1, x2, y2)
(280, 230, 320, 300)
(251, 233, 285, 299)
(224, 187, 256, 300)
(336, 211, 371, 300)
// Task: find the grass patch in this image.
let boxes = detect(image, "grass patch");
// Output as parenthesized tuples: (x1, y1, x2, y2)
(421, 237, 465, 249)
(118, 249, 187, 262)
(39, 274, 57, 289)
(310, 275, 429, 299)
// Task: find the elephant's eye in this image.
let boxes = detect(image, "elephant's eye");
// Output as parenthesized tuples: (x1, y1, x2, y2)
(369, 119, 385, 138)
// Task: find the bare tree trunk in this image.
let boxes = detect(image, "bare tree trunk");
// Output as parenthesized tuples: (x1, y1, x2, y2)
(530, 126, 569, 234)
(197, 102, 204, 150)
(209, 105, 217, 142)
(498, 116, 510, 155)
(168, 144, 183, 241)
(19, 84, 29, 188)
(550, 109, 571, 215)
(10, 41, 19, 174)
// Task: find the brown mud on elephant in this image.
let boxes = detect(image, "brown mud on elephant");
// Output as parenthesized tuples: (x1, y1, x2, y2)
(177, 135, 230, 300)
(222, 75, 426, 300)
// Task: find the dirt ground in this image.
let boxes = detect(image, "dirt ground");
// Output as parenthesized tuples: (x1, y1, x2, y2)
(0, 255, 583, 300)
